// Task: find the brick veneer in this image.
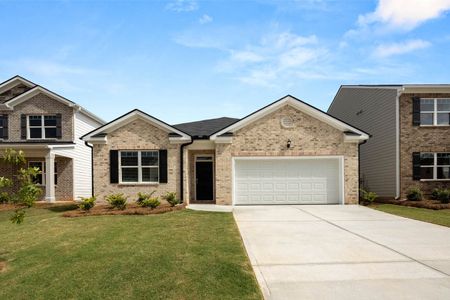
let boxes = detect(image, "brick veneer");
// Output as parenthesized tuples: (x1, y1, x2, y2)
(92, 118, 181, 202)
(399, 93, 450, 197)
(0, 93, 74, 142)
(215, 105, 359, 205)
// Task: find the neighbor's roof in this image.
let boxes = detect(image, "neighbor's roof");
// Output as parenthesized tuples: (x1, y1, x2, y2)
(173, 117, 239, 137)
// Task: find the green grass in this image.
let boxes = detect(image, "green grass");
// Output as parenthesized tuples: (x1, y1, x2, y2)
(371, 204, 450, 227)
(0, 206, 262, 300)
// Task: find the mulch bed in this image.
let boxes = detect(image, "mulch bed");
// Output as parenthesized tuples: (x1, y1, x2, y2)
(62, 203, 185, 217)
(0, 202, 77, 212)
(374, 198, 450, 210)
(0, 261, 6, 273)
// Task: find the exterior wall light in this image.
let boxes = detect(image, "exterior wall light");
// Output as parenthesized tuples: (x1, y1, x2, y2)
(287, 139, 292, 149)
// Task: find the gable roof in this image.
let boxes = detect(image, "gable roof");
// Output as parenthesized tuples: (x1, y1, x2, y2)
(0, 75, 104, 124)
(173, 117, 239, 138)
(81, 109, 191, 143)
(210, 95, 370, 141)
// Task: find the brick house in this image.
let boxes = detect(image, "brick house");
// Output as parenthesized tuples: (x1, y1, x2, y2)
(0, 76, 104, 201)
(328, 85, 450, 199)
(82, 95, 369, 205)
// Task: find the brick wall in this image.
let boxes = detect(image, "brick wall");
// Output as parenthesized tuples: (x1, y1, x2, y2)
(399, 93, 450, 197)
(215, 105, 359, 205)
(93, 118, 181, 202)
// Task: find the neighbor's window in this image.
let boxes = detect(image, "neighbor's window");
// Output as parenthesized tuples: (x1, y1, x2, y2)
(420, 153, 450, 180)
(420, 98, 450, 126)
(28, 161, 58, 185)
(0, 115, 5, 138)
(28, 115, 58, 139)
(119, 151, 159, 183)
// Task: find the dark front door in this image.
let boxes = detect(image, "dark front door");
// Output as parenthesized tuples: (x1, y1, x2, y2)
(196, 160, 214, 200)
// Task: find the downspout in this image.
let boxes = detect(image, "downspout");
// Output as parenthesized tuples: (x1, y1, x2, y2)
(358, 139, 368, 196)
(180, 139, 194, 203)
(395, 88, 403, 199)
(84, 141, 94, 197)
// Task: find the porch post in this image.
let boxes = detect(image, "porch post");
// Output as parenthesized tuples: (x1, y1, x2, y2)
(45, 151, 56, 202)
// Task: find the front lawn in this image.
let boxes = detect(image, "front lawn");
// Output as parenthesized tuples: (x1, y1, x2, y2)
(370, 203, 450, 227)
(0, 205, 262, 299)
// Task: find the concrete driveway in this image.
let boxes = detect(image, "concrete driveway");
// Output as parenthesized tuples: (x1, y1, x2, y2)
(233, 205, 450, 300)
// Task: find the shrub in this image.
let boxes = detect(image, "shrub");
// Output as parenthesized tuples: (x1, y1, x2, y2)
(136, 191, 156, 206)
(406, 187, 423, 201)
(0, 192, 10, 204)
(163, 192, 180, 207)
(79, 196, 96, 211)
(105, 193, 128, 210)
(360, 189, 377, 206)
(140, 197, 160, 209)
(437, 189, 450, 204)
(431, 188, 442, 200)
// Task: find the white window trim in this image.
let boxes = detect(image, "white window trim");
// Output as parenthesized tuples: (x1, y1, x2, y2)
(27, 115, 58, 140)
(420, 152, 450, 181)
(118, 150, 159, 185)
(27, 161, 58, 186)
(420, 98, 450, 127)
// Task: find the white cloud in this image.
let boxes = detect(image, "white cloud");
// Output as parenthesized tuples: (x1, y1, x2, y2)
(166, 0, 198, 12)
(230, 50, 265, 63)
(359, 0, 450, 30)
(199, 14, 213, 24)
(373, 39, 431, 58)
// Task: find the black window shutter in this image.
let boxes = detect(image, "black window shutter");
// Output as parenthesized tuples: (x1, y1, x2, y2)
(55, 113, 62, 139)
(1, 114, 8, 139)
(110, 150, 119, 183)
(412, 96, 421, 126)
(21, 114, 27, 139)
(412, 152, 421, 180)
(159, 149, 168, 183)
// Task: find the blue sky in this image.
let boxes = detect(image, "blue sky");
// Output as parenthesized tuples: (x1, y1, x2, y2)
(1, 0, 449, 124)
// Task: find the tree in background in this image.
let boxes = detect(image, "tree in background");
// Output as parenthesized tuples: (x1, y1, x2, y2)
(0, 149, 42, 224)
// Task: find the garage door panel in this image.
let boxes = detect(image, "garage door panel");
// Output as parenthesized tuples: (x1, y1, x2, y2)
(235, 158, 341, 205)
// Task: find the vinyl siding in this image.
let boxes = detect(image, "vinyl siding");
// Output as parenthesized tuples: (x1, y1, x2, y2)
(328, 87, 397, 197)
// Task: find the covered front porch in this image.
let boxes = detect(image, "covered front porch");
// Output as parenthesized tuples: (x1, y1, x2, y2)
(0, 144, 74, 202)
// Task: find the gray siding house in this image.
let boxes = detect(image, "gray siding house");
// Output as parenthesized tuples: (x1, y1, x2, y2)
(328, 85, 450, 199)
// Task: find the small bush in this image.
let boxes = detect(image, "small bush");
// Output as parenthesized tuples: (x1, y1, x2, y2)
(437, 189, 450, 204)
(406, 187, 423, 201)
(431, 188, 442, 200)
(105, 193, 128, 210)
(163, 192, 180, 207)
(141, 197, 160, 209)
(78, 196, 96, 211)
(0, 192, 10, 204)
(137, 191, 156, 206)
(359, 189, 377, 205)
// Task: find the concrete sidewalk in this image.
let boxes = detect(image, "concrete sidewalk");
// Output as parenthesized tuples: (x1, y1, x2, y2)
(233, 205, 450, 300)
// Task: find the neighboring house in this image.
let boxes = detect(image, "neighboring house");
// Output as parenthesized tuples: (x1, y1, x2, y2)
(82, 95, 369, 205)
(0, 76, 104, 202)
(328, 85, 450, 199)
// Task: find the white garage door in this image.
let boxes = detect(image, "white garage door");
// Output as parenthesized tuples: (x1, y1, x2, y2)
(234, 158, 341, 205)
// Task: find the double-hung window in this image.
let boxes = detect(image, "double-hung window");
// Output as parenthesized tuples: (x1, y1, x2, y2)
(28, 161, 58, 185)
(0, 115, 6, 139)
(420, 98, 450, 126)
(420, 153, 450, 180)
(119, 151, 159, 183)
(28, 115, 58, 139)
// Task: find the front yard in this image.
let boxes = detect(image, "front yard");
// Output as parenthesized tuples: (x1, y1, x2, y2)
(371, 203, 450, 227)
(0, 205, 262, 299)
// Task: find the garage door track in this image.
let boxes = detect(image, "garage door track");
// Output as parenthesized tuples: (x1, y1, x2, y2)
(234, 205, 450, 300)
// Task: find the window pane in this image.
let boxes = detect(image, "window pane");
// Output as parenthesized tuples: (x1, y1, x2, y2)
(142, 167, 158, 182)
(45, 128, 57, 138)
(420, 113, 433, 125)
(420, 99, 434, 111)
(29, 128, 42, 138)
(121, 167, 138, 182)
(120, 152, 138, 166)
(437, 113, 450, 125)
(420, 153, 434, 165)
(141, 151, 158, 166)
(54, 162, 58, 185)
(437, 99, 450, 111)
(0, 117, 4, 127)
(44, 115, 57, 126)
(420, 167, 434, 179)
(437, 153, 450, 165)
(437, 167, 450, 179)
(29, 162, 44, 184)
(29, 116, 42, 126)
